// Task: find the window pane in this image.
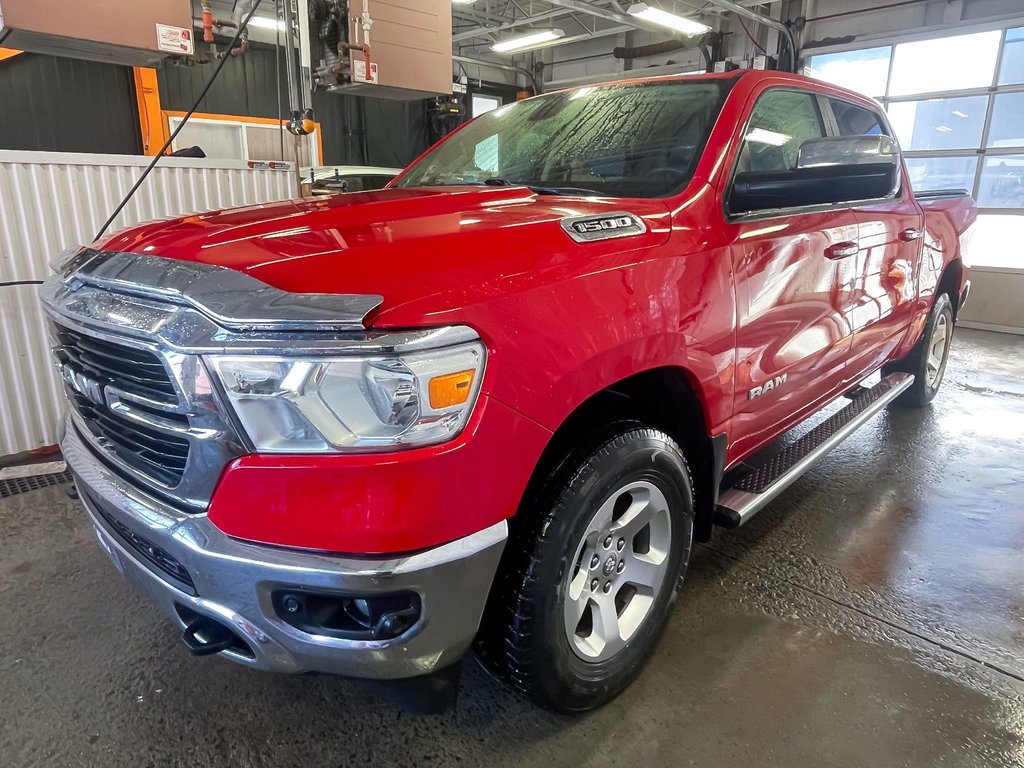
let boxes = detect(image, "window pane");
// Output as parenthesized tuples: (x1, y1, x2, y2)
(978, 156, 1024, 208)
(998, 27, 1024, 85)
(471, 94, 501, 118)
(987, 92, 1024, 149)
(905, 156, 977, 195)
(805, 47, 891, 97)
(830, 99, 887, 137)
(969, 214, 1024, 267)
(889, 31, 1001, 96)
(741, 90, 825, 172)
(169, 119, 245, 160)
(887, 96, 987, 150)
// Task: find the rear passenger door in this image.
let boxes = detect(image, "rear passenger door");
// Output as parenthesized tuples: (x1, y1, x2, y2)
(828, 98, 924, 376)
(725, 88, 862, 459)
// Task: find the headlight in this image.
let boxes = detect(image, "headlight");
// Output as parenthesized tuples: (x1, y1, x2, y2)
(207, 341, 485, 453)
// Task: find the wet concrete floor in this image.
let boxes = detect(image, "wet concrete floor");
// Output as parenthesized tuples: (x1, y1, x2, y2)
(1, 328, 1022, 767)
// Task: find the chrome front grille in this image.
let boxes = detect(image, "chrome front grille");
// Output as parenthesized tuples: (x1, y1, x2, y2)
(40, 247, 389, 511)
(69, 390, 190, 487)
(52, 325, 178, 404)
(51, 320, 193, 490)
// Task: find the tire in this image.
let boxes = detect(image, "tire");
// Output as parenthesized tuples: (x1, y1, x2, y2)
(884, 292, 954, 407)
(476, 425, 694, 712)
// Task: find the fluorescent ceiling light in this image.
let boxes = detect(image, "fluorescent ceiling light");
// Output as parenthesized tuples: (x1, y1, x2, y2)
(452, 0, 477, 4)
(746, 128, 789, 146)
(491, 29, 565, 53)
(247, 16, 285, 31)
(627, 3, 710, 36)
(951, 110, 968, 118)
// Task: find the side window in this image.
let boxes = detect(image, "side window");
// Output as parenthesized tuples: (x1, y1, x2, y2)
(830, 99, 889, 137)
(739, 90, 825, 173)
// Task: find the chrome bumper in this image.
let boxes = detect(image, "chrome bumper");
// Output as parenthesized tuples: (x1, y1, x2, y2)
(62, 422, 507, 680)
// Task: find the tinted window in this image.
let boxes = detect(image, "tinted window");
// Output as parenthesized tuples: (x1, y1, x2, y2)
(738, 90, 825, 173)
(830, 99, 887, 137)
(395, 81, 731, 198)
(362, 175, 396, 190)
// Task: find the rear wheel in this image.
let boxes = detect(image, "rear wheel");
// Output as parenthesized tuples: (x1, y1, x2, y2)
(477, 425, 694, 712)
(885, 292, 954, 407)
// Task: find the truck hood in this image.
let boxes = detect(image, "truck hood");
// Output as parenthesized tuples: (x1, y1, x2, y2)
(98, 186, 672, 325)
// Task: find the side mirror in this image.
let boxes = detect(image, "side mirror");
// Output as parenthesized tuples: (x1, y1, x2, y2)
(730, 135, 900, 215)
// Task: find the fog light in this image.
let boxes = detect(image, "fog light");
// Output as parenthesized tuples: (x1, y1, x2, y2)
(271, 589, 421, 641)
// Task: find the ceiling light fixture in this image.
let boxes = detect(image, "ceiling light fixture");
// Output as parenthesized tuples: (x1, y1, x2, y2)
(626, 3, 710, 36)
(451, 0, 477, 5)
(491, 29, 565, 53)
(246, 16, 285, 31)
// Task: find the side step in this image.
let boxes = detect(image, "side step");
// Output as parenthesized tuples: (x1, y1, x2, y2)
(715, 373, 914, 528)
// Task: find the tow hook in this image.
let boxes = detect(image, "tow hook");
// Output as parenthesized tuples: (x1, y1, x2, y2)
(181, 616, 240, 656)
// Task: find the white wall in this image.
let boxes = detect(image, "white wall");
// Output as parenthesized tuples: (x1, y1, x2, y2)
(0, 151, 297, 456)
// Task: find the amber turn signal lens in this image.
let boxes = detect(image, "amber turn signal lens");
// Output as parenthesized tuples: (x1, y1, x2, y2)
(429, 370, 476, 409)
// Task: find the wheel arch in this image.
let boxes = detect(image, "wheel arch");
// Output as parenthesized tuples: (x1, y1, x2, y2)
(514, 365, 723, 544)
(937, 258, 964, 319)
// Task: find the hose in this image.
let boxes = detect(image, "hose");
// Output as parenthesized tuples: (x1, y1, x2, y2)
(93, 0, 264, 241)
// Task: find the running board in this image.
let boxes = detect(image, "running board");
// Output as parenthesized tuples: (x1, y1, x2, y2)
(715, 373, 914, 528)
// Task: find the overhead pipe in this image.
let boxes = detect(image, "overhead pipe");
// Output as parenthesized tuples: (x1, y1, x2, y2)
(703, 0, 798, 71)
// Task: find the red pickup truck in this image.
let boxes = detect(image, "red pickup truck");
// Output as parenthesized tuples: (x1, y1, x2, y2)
(42, 69, 974, 712)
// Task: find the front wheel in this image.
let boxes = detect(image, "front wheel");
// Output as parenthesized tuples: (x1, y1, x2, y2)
(885, 292, 954, 407)
(477, 426, 694, 712)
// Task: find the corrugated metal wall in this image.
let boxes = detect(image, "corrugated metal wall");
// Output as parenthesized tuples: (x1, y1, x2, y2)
(0, 149, 297, 456)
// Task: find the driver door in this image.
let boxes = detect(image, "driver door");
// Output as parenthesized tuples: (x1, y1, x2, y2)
(724, 88, 861, 460)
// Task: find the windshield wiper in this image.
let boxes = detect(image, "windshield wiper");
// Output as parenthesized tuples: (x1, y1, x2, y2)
(483, 178, 601, 197)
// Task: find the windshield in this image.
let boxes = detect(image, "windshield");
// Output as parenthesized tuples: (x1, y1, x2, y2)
(395, 80, 731, 198)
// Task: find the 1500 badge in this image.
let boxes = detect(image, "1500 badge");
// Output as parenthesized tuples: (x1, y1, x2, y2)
(561, 212, 646, 243)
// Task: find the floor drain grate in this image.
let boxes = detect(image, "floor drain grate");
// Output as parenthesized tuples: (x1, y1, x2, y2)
(0, 470, 73, 499)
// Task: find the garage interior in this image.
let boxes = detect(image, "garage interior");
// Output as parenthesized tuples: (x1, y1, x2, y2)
(2, 1, 1023, 766)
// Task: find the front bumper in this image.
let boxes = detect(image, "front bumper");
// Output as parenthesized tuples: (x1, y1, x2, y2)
(62, 422, 507, 679)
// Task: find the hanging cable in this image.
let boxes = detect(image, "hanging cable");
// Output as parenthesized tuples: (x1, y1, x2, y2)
(735, 14, 766, 55)
(0, 280, 44, 288)
(275, 0, 285, 163)
(93, 0, 264, 241)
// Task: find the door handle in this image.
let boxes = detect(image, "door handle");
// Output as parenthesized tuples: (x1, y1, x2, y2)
(825, 241, 858, 259)
(900, 228, 923, 242)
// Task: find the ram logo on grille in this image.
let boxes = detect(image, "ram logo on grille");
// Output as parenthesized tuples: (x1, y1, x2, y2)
(60, 363, 106, 408)
(561, 212, 647, 243)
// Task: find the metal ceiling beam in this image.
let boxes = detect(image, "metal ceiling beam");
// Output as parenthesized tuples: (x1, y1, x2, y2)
(453, 8, 571, 42)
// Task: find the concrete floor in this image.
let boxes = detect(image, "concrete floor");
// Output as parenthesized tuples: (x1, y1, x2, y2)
(1, 328, 1023, 768)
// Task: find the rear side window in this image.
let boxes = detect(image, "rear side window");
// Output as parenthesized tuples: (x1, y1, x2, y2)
(830, 99, 889, 137)
(363, 175, 396, 190)
(739, 90, 826, 173)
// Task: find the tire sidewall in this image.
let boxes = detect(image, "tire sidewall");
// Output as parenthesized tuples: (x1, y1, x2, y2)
(530, 432, 694, 711)
(918, 293, 954, 402)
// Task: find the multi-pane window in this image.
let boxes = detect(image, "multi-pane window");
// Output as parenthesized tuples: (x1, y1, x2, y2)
(807, 25, 1024, 267)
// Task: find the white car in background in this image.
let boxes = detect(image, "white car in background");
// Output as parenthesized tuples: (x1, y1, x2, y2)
(300, 165, 404, 195)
